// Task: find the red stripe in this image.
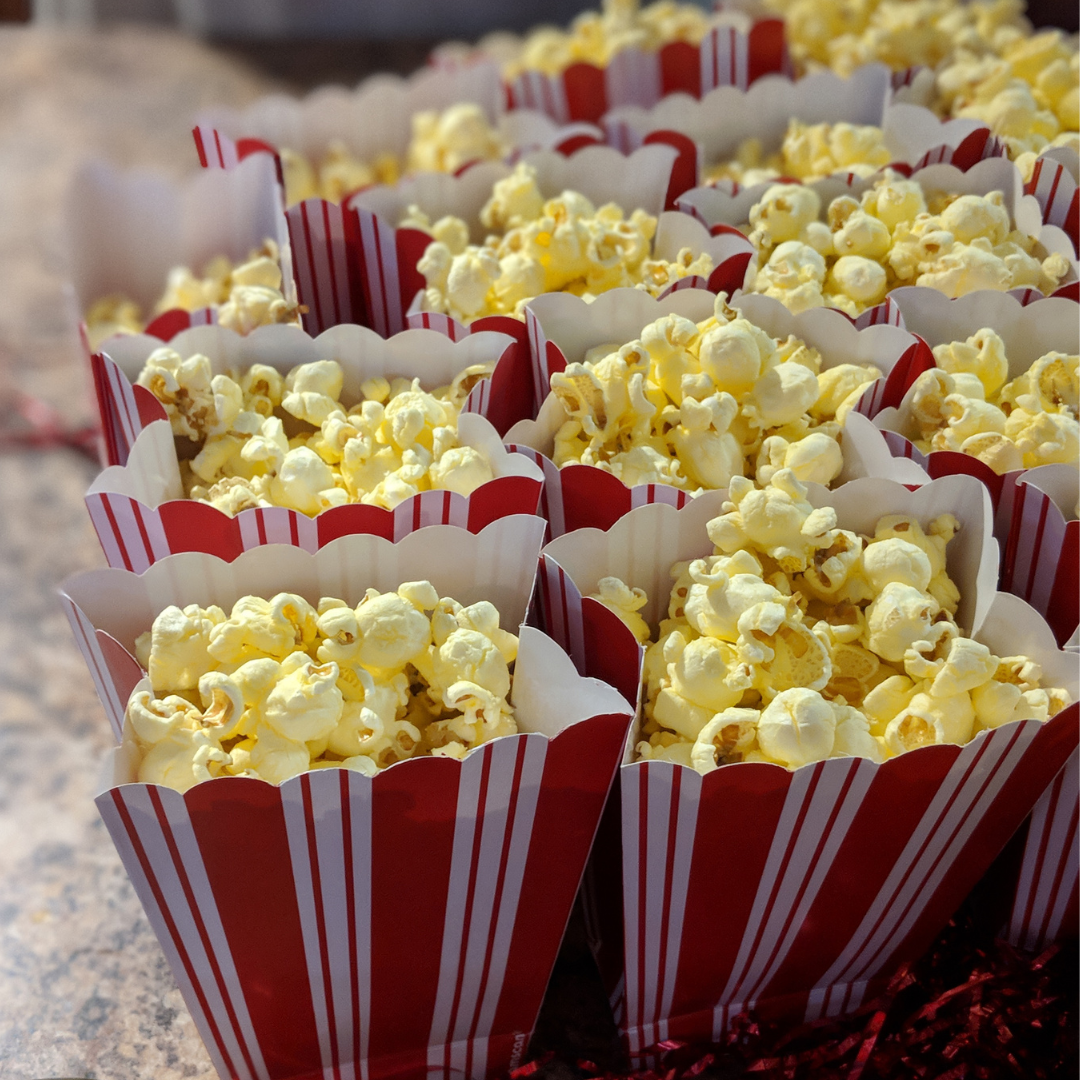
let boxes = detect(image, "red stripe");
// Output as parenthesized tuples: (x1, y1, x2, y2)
(149, 787, 260, 1077)
(320, 200, 343, 327)
(1020, 493, 1052, 602)
(465, 739, 530, 1056)
(192, 127, 208, 169)
(213, 129, 225, 169)
(100, 494, 135, 572)
(301, 774, 343, 1078)
(557, 565, 573, 661)
(1037, 796, 1079, 942)
(1000, 480, 1024, 591)
(289, 510, 300, 548)
(635, 767, 650, 1041)
(110, 790, 237, 1074)
(442, 488, 452, 525)
(256, 508, 268, 546)
(537, 558, 557, 649)
(1044, 164, 1063, 219)
(68, 605, 118, 728)
(132, 500, 157, 566)
(412, 493, 423, 533)
(109, 361, 138, 453)
(369, 215, 392, 338)
(299, 202, 326, 333)
(443, 749, 495, 1076)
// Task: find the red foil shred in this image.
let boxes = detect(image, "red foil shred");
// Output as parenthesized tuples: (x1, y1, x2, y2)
(511, 904, 1077, 1080)
(0, 391, 98, 459)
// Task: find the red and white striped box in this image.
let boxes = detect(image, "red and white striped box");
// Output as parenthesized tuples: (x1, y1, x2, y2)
(194, 60, 504, 173)
(536, 479, 1079, 1049)
(872, 288, 1079, 646)
(61, 520, 635, 1080)
(85, 322, 543, 571)
(433, 18, 791, 125)
(93, 316, 532, 466)
(505, 287, 933, 536)
(69, 155, 292, 374)
(675, 156, 1080, 323)
(1024, 147, 1078, 251)
(284, 141, 715, 352)
(602, 65, 1008, 202)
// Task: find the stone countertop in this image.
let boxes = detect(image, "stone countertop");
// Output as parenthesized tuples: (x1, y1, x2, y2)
(0, 27, 617, 1080)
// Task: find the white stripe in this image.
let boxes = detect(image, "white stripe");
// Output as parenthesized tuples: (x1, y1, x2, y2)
(819, 724, 1040, 993)
(140, 503, 173, 563)
(540, 456, 566, 538)
(525, 308, 548, 419)
(538, 557, 567, 657)
(116, 787, 260, 1080)
(158, 791, 270, 1080)
(620, 766, 643, 1054)
(86, 494, 130, 571)
(734, 31, 749, 90)
(350, 774, 374, 1080)
(307, 207, 341, 338)
(640, 765, 675, 1041)
(427, 753, 484, 1072)
(323, 200, 353, 327)
(237, 509, 264, 553)
(658, 767, 701, 1030)
(280, 777, 335, 1079)
(287, 203, 319, 332)
(98, 790, 234, 1080)
(259, 507, 299, 547)
(107, 496, 153, 573)
(358, 211, 389, 338)
(107, 358, 139, 452)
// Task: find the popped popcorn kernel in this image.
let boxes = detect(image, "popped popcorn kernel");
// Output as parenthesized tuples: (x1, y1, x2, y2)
(627, 476, 1069, 772)
(124, 584, 521, 789)
(901, 336, 1079, 472)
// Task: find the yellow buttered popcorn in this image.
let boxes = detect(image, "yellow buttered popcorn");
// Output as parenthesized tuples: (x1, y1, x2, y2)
(501, 0, 715, 81)
(86, 240, 300, 352)
(606, 470, 1070, 772)
(900, 327, 1079, 472)
(409, 162, 714, 324)
(746, 173, 1070, 316)
(125, 586, 520, 791)
(279, 103, 510, 207)
(706, 120, 895, 187)
(134, 350, 497, 515)
(547, 292, 880, 493)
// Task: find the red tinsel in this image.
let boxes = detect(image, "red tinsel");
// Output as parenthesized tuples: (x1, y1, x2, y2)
(516, 906, 1077, 1080)
(0, 391, 99, 459)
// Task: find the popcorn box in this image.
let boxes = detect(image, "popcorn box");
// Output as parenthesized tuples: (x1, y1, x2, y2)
(675, 156, 1080, 323)
(505, 287, 933, 536)
(283, 142, 750, 365)
(434, 18, 791, 125)
(92, 316, 533, 465)
(1025, 147, 1078, 247)
(62, 521, 635, 1080)
(536, 479, 1079, 1048)
(85, 322, 542, 570)
(69, 154, 292, 350)
(602, 66, 1007, 202)
(873, 288, 1079, 645)
(194, 60, 505, 173)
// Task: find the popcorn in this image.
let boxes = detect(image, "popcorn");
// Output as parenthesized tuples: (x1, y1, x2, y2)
(123, 584, 521, 790)
(412, 162, 710, 324)
(899, 329, 1079, 472)
(548, 293, 879, 498)
(746, 175, 1070, 316)
(133, 352, 501, 515)
(623, 471, 1069, 772)
(86, 240, 300, 351)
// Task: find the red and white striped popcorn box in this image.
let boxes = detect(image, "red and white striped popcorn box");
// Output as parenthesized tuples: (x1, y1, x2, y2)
(675, 156, 1080, 323)
(433, 17, 790, 125)
(1025, 147, 1079, 251)
(61, 520, 635, 1080)
(284, 142, 681, 351)
(193, 60, 504, 173)
(537, 477, 1079, 1048)
(505, 287, 932, 536)
(92, 314, 531, 466)
(84, 323, 544, 571)
(601, 65, 1005, 200)
(872, 288, 1079, 644)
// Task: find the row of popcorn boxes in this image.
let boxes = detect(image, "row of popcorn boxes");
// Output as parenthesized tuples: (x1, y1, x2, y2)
(62, 475, 1077, 1078)
(85, 282, 1078, 644)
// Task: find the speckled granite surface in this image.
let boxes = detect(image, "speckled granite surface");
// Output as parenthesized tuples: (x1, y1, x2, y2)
(0, 28, 620, 1080)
